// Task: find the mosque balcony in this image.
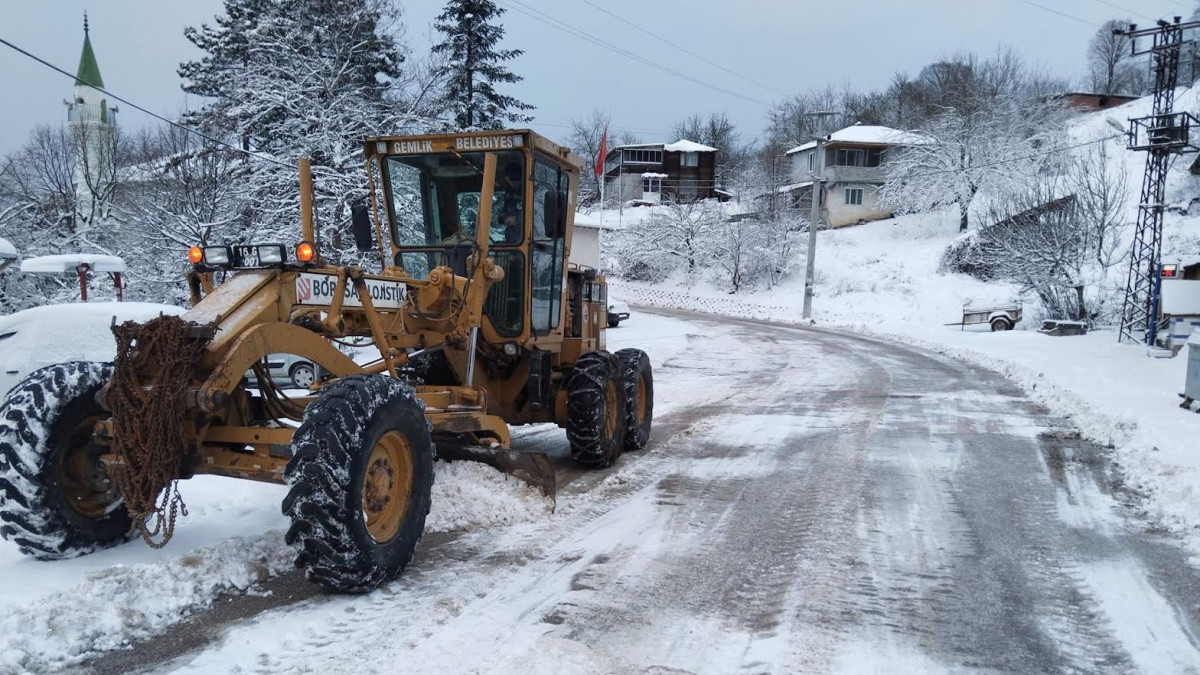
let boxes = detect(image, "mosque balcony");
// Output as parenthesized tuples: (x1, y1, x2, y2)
(66, 102, 117, 125)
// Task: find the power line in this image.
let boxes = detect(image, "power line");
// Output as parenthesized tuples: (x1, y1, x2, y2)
(577, 0, 785, 97)
(538, 119, 673, 138)
(1088, 0, 1162, 22)
(1015, 0, 1099, 26)
(495, 0, 768, 106)
(0, 34, 292, 168)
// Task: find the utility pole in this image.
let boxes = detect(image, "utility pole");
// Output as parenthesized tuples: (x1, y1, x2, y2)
(803, 140, 826, 320)
(800, 111, 838, 321)
(1116, 17, 1200, 345)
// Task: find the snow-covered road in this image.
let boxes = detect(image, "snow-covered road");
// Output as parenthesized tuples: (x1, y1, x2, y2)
(40, 310, 1200, 673)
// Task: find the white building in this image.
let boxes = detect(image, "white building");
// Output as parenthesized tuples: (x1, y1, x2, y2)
(569, 212, 605, 270)
(65, 17, 118, 226)
(784, 124, 926, 228)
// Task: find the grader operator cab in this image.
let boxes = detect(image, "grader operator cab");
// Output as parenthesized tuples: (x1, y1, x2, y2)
(0, 130, 653, 593)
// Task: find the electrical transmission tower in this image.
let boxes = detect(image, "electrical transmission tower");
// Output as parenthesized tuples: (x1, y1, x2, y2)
(1117, 17, 1200, 345)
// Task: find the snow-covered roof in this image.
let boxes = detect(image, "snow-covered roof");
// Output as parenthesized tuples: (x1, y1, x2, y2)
(572, 211, 617, 230)
(20, 254, 127, 274)
(0, 237, 15, 260)
(663, 140, 717, 153)
(641, 172, 668, 178)
(785, 124, 930, 155)
(778, 181, 815, 193)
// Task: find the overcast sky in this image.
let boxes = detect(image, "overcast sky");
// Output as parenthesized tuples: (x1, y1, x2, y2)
(0, 0, 1191, 156)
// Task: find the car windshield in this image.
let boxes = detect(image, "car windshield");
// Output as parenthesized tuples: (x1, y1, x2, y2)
(383, 150, 525, 278)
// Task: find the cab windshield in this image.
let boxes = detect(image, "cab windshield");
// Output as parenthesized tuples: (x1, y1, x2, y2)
(383, 150, 525, 279)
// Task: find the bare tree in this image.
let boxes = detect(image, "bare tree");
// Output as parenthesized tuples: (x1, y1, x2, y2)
(764, 86, 846, 151)
(113, 125, 245, 285)
(670, 112, 753, 184)
(566, 108, 610, 204)
(616, 130, 643, 147)
(0, 124, 130, 309)
(1088, 19, 1135, 94)
(882, 50, 1069, 232)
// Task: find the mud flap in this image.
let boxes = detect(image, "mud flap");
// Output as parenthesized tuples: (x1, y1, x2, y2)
(435, 443, 556, 500)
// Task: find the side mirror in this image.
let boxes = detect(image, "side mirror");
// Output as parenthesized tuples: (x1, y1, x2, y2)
(557, 189, 569, 236)
(542, 190, 561, 238)
(351, 205, 374, 252)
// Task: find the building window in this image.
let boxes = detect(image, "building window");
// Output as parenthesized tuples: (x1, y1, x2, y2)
(622, 148, 662, 164)
(844, 187, 864, 205)
(866, 147, 884, 167)
(681, 151, 699, 167)
(835, 148, 866, 167)
(643, 176, 661, 193)
(807, 151, 815, 172)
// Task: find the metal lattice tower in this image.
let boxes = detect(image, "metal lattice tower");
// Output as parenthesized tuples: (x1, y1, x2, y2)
(1117, 18, 1200, 344)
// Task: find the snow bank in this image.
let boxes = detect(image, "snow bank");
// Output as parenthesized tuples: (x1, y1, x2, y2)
(0, 532, 291, 673)
(0, 237, 15, 259)
(426, 460, 554, 533)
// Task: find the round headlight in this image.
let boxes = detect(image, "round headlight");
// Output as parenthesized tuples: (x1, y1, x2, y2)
(503, 342, 518, 356)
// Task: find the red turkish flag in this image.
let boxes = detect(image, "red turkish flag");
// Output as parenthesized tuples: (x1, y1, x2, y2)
(594, 126, 607, 178)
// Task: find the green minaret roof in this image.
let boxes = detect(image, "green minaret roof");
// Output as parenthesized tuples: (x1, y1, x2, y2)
(75, 17, 104, 89)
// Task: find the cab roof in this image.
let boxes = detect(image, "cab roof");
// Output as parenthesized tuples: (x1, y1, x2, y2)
(364, 129, 583, 172)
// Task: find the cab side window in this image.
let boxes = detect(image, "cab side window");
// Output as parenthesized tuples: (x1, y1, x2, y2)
(531, 157, 565, 332)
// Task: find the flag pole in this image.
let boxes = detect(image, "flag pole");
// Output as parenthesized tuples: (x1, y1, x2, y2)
(595, 125, 608, 268)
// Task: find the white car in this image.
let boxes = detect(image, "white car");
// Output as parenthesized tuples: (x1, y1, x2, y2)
(607, 299, 631, 328)
(0, 302, 184, 400)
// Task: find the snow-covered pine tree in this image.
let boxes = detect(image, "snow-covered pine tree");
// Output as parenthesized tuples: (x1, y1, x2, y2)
(179, 0, 431, 262)
(432, 0, 534, 131)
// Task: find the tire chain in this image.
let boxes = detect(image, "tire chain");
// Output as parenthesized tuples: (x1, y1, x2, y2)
(108, 315, 213, 548)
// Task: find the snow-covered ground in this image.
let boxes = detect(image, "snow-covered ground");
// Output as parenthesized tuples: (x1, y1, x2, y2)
(0, 457, 553, 673)
(605, 87, 1200, 566)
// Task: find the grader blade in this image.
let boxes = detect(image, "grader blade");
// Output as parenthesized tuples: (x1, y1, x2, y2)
(436, 444, 556, 499)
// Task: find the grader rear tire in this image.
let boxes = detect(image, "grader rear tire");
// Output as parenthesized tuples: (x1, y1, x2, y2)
(0, 362, 131, 559)
(565, 351, 626, 468)
(615, 349, 653, 451)
(283, 375, 434, 593)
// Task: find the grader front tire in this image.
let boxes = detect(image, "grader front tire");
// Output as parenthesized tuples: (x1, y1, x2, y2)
(283, 375, 434, 593)
(565, 351, 626, 468)
(0, 362, 131, 559)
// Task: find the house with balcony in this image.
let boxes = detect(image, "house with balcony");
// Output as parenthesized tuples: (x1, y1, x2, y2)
(602, 140, 718, 204)
(784, 124, 927, 228)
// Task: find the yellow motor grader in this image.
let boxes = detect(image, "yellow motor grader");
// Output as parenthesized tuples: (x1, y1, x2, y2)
(0, 130, 653, 593)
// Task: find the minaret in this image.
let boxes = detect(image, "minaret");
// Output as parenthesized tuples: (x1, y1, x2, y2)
(66, 13, 118, 225)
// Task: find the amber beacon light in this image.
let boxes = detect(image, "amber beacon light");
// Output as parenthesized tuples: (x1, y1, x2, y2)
(296, 242, 316, 263)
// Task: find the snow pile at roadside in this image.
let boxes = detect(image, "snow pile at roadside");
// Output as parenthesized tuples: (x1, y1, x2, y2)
(0, 532, 290, 673)
(426, 461, 554, 533)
